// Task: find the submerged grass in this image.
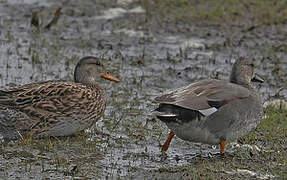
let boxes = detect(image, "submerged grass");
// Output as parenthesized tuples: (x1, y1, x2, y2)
(0, 135, 104, 178)
(5, 103, 284, 179)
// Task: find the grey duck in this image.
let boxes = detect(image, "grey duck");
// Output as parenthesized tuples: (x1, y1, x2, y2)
(154, 57, 264, 154)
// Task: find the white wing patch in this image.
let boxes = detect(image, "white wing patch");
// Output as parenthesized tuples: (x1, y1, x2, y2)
(199, 107, 218, 116)
(153, 111, 177, 117)
(157, 113, 177, 117)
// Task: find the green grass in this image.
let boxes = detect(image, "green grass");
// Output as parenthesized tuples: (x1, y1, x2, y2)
(141, 0, 287, 26)
(240, 104, 287, 147)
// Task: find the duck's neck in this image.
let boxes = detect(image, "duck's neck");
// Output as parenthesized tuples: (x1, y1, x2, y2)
(85, 81, 102, 89)
(229, 70, 251, 87)
(75, 76, 103, 91)
(84, 79, 103, 89)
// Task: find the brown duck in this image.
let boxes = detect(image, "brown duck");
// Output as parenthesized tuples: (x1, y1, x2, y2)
(154, 57, 264, 155)
(0, 56, 119, 140)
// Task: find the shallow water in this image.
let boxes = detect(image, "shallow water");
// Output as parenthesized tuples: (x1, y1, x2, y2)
(0, 0, 286, 179)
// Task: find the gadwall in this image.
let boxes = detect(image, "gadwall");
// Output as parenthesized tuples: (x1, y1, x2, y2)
(154, 57, 264, 155)
(0, 56, 119, 140)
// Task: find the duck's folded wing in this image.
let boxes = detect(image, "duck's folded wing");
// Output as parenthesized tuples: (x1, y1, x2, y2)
(0, 81, 57, 106)
(155, 79, 251, 115)
(0, 81, 100, 119)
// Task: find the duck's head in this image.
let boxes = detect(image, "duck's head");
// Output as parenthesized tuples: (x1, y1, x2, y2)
(230, 57, 263, 85)
(74, 56, 120, 85)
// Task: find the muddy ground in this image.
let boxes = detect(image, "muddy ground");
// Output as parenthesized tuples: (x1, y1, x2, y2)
(0, 0, 286, 179)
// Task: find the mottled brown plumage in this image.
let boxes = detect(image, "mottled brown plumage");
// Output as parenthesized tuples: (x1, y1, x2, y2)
(0, 56, 119, 140)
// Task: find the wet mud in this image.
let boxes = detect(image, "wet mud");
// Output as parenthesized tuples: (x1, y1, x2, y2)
(0, 0, 286, 179)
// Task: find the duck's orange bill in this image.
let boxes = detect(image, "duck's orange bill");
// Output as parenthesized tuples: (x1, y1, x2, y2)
(101, 72, 120, 83)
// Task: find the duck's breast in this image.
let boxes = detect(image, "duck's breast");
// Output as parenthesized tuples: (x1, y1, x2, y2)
(204, 93, 263, 142)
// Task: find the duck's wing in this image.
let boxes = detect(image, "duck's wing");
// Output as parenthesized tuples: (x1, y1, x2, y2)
(0, 81, 104, 134)
(155, 79, 251, 115)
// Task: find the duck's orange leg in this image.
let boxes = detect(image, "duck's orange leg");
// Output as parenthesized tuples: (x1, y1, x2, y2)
(161, 131, 175, 155)
(220, 140, 227, 154)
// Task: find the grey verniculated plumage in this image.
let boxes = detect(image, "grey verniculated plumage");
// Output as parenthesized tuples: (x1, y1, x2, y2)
(0, 56, 119, 141)
(154, 57, 264, 154)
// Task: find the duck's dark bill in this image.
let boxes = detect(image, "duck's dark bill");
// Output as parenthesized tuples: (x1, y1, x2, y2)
(251, 73, 264, 83)
(101, 73, 120, 83)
